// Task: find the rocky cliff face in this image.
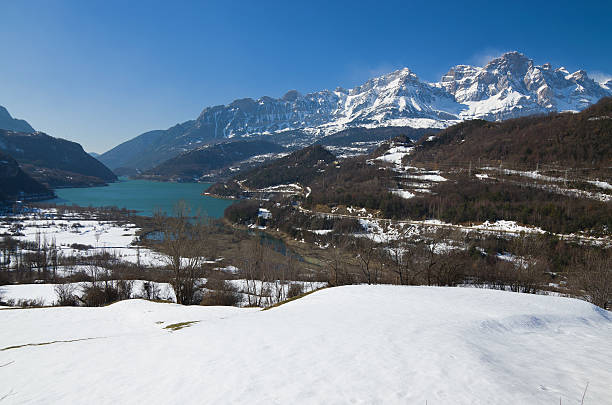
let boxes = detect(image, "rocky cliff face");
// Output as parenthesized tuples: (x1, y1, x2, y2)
(439, 52, 611, 120)
(100, 52, 612, 171)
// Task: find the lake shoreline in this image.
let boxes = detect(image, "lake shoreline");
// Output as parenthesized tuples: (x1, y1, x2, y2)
(40, 178, 235, 218)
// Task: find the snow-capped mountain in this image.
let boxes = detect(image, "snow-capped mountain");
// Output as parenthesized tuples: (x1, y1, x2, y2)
(100, 52, 612, 170)
(191, 67, 461, 141)
(190, 51, 611, 136)
(439, 52, 611, 120)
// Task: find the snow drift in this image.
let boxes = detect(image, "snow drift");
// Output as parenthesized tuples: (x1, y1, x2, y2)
(1, 285, 611, 404)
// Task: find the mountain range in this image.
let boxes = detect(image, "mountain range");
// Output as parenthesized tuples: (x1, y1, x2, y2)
(99, 51, 612, 171)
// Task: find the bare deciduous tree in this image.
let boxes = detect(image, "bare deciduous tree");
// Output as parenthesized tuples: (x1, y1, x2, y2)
(157, 201, 211, 305)
(354, 237, 379, 284)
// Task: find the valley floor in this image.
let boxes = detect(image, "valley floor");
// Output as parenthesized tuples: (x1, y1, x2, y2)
(1, 285, 611, 404)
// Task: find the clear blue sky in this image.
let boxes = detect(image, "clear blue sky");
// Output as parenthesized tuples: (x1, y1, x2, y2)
(1, 0, 611, 153)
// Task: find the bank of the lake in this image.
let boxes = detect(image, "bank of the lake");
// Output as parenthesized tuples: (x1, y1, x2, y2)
(43, 179, 234, 218)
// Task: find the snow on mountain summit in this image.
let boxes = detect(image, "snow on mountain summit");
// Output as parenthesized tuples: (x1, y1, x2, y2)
(439, 51, 611, 119)
(99, 52, 612, 169)
(191, 51, 611, 141)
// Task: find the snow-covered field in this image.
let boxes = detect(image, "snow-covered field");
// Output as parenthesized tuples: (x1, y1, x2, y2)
(375, 145, 414, 167)
(1, 286, 610, 404)
(0, 279, 327, 307)
(0, 209, 168, 267)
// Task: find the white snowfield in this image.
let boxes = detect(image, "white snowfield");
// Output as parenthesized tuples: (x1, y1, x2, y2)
(1, 286, 611, 404)
(0, 211, 169, 267)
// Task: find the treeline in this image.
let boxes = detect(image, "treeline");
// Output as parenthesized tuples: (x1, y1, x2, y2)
(306, 172, 611, 234)
(223, 201, 611, 309)
(320, 224, 610, 309)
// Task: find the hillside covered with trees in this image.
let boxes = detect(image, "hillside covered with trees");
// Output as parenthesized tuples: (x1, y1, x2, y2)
(142, 139, 285, 181)
(411, 97, 612, 175)
(0, 130, 117, 187)
(0, 151, 53, 202)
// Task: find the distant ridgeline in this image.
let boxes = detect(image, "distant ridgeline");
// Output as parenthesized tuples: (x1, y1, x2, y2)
(0, 130, 117, 188)
(206, 144, 336, 198)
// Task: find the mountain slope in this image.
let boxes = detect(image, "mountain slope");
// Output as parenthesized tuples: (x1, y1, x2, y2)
(207, 144, 335, 196)
(98, 121, 196, 172)
(0, 150, 53, 202)
(412, 97, 612, 172)
(100, 52, 612, 171)
(0, 106, 35, 133)
(0, 130, 118, 187)
(142, 139, 285, 180)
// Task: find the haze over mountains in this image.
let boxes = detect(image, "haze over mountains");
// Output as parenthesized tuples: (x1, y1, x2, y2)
(100, 52, 612, 171)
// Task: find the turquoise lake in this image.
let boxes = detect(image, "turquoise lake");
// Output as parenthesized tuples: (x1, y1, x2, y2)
(43, 179, 234, 218)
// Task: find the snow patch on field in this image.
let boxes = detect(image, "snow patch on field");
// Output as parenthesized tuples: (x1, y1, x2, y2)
(391, 189, 415, 199)
(472, 220, 546, 234)
(375, 146, 414, 167)
(0, 286, 610, 404)
(260, 183, 303, 194)
(408, 173, 447, 182)
(588, 179, 612, 190)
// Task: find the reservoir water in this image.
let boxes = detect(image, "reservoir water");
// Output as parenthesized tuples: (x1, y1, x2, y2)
(43, 179, 234, 218)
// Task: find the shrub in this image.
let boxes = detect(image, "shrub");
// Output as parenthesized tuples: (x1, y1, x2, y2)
(201, 279, 242, 306)
(54, 283, 79, 306)
(287, 283, 303, 299)
(224, 200, 260, 224)
(139, 281, 162, 300)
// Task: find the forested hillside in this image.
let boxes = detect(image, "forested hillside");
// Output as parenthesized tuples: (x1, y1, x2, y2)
(207, 145, 335, 197)
(411, 97, 612, 175)
(142, 140, 285, 181)
(0, 151, 53, 202)
(0, 130, 117, 187)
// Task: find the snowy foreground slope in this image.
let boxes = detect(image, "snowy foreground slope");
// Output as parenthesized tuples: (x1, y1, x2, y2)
(1, 286, 611, 404)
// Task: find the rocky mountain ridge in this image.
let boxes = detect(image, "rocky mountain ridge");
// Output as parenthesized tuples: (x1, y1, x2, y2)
(99, 51, 612, 171)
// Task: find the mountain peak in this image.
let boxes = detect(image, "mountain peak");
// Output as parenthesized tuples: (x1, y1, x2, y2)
(389, 67, 418, 80)
(282, 89, 301, 102)
(567, 70, 588, 81)
(0, 105, 35, 133)
(484, 51, 532, 74)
